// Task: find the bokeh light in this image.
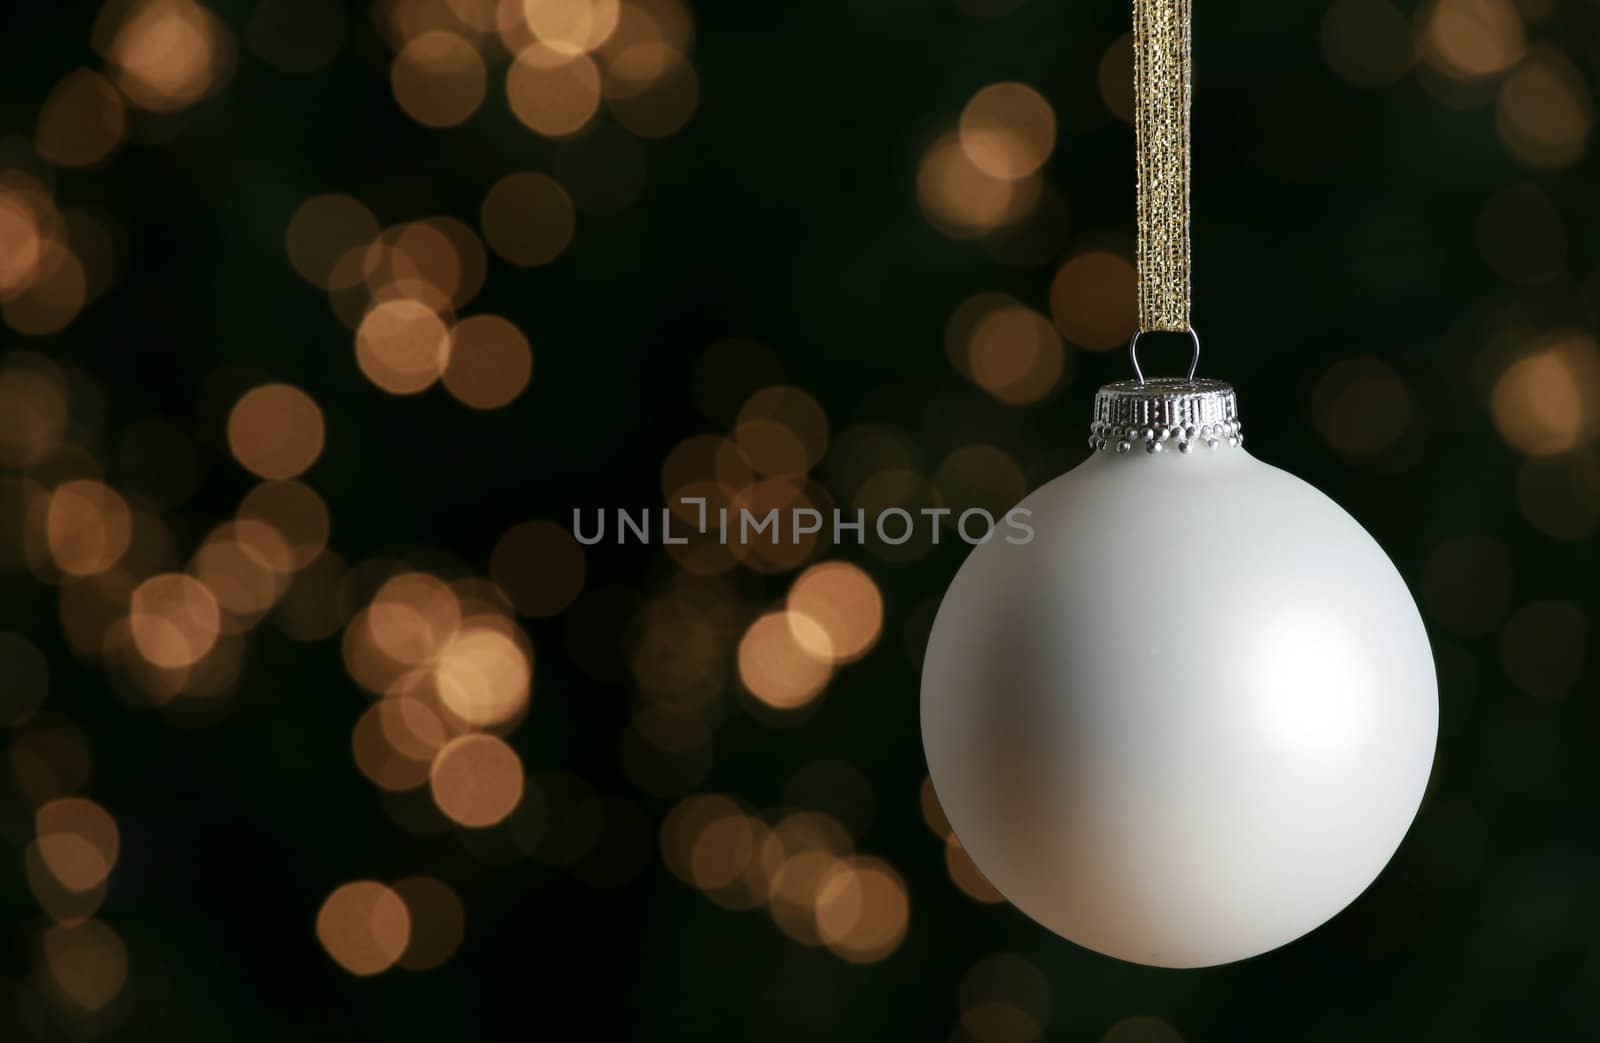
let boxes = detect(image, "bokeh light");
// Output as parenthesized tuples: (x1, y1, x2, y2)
(490, 521, 586, 618)
(481, 172, 576, 267)
(357, 298, 452, 394)
(393, 875, 467, 971)
(46, 480, 133, 577)
(812, 856, 910, 963)
(1415, 0, 1525, 82)
(423, 217, 490, 309)
(958, 953, 1052, 1043)
(966, 301, 1068, 405)
(367, 572, 461, 665)
(238, 480, 329, 571)
(688, 810, 763, 904)
(602, 38, 682, 99)
(1489, 332, 1600, 456)
(35, 797, 120, 895)
(101, 0, 232, 113)
(444, 314, 534, 409)
(129, 572, 221, 668)
(959, 83, 1056, 181)
(0, 0, 1594, 1033)
(353, 700, 432, 793)
(935, 446, 1027, 532)
(1321, 0, 1413, 87)
(1312, 358, 1413, 456)
(247, 0, 346, 74)
(316, 881, 412, 976)
(273, 551, 351, 638)
(1515, 450, 1600, 540)
(1049, 253, 1138, 350)
(0, 191, 49, 302)
(191, 520, 293, 623)
(286, 195, 381, 289)
(1, 216, 88, 335)
(737, 612, 832, 710)
(391, 31, 487, 128)
(662, 795, 759, 906)
(1494, 48, 1592, 169)
(506, 44, 602, 137)
(35, 69, 127, 168)
(434, 623, 533, 727)
(523, 0, 621, 54)
(1098, 34, 1135, 123)
(430, 733, 525, 827)
(41, 920, 127, 1012)
(737, 386, 829, 473)
(629, 592, 727, 704)
(918, 133, 1037, 238)
(227, 384, 326, 479)
(767, 843, 843, 943)
(785, 561, 883, 665)
(608, 59, 698, 138)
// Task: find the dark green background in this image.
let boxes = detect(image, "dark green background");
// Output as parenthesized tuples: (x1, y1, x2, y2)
(3, 0, 1598, 1040)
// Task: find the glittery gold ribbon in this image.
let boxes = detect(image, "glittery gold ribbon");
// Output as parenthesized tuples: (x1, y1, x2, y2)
(1133, 0, 1192, 333)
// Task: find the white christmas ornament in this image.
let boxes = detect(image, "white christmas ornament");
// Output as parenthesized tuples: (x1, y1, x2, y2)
(921, 373, 1438, 967)
(920, 0, 1438, 966)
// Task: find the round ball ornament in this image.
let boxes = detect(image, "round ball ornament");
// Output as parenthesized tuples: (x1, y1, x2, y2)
(921, 369, 1438, 967)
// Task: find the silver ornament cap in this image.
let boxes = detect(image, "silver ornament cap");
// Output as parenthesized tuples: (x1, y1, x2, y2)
(1088, 377, 1242, 454)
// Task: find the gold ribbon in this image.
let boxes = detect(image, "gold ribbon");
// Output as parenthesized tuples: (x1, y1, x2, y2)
(1133, 0, 1192, 333)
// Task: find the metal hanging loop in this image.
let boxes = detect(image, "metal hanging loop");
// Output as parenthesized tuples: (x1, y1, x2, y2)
(1129, 327, 1201, 385)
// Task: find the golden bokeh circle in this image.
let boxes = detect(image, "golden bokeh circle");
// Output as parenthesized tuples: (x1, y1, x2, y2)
(36, 69, 127, 168)
(227, 384, 326, 479)
(737, 612, 832, 710)
(35, 797, 120, 894)
(523, 0, 621, 54)
(356, 299, 452, 395)
(491, 521, 586, 618)
(42, 920, 127, 1011)
(1417, 0, 1526, 82)
(959, 82, 1057, 181)
(1490, 333, 1600, 456)
(45, 480, 133, 577)
(917, 134, 1026, 238)
(481, 172, 576, 267)
(967, 305, 1067, 405)
(316, 880, 412, 976)
(391, 31, 487, 129)
(444, 315, 534, 410)
(813, 856, 910, 963)
(430, 733, 525, 827)
(1312, 358, 1414, 456)
(237, 480, 330, 571)
(129, 572, 221, 669)
(286, 195, 379, 288)
(106, 0, 229, 114)
(785, 562, 883, 665)
(506, 45, 602, 138)
(1049, 253, 1137, 351)
(393, 875, 467, 971)
(433, 624, 533, 728)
